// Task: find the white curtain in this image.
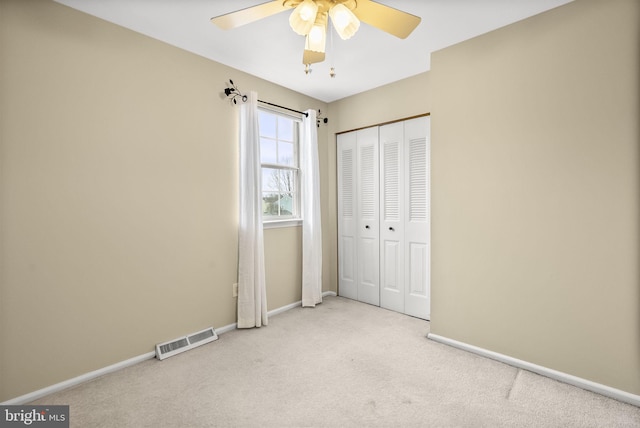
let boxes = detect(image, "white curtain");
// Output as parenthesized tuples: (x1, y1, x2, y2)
(237, 91, 268, 328)
(301, 110, 323, 307)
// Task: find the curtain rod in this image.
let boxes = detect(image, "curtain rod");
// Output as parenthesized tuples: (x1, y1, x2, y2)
(257, 99, 308, 117)
(223, 79, 328, 126)
(223, 79, 308, 117)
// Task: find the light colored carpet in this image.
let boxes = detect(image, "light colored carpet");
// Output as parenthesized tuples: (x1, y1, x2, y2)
(31, 296, 640, 427)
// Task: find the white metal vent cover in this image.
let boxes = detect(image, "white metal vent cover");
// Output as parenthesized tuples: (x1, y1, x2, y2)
(155, 327, 218, 360)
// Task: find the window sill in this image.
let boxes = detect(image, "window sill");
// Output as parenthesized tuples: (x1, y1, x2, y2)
(263, 219, 302, 229)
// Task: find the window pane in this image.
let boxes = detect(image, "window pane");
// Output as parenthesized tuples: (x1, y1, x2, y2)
(260, 138, 277, 164)
(259, 111, 277, 139)
(278, 116, 294, 142)
(279, 193, 294, 215)
(278, 142, 295, 166)
(262, 192, 279, 216)
(262, 168, 280, 192)
(278, 169, 295, 194)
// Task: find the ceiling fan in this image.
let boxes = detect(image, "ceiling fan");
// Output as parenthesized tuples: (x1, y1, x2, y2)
(210, 1, 421, 68)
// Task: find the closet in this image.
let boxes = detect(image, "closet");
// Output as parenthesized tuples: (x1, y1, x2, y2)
(337, 116, 430, 320)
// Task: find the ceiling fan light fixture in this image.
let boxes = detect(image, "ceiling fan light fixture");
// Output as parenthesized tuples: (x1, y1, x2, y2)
(306, 25, 326, 53)
(329, 3, 359, 40)
(305, 12, 327, 53)
(289, 0, 319, 36)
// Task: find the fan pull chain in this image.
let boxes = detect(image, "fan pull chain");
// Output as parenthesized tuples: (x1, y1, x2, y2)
(329, 24, 336, 78)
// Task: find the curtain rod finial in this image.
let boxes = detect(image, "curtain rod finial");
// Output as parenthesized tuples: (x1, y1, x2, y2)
(224, 79, 247, 105)
(317, 109, 328, 127)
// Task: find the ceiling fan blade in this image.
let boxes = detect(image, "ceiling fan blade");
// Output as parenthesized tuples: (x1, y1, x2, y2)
(352, 0, 421, 39)
(302, 49, 325, 65)
(210, 1, 291, 30)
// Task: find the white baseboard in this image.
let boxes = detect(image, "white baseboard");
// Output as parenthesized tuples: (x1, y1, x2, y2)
(2, 290, 339, 405)
(427, 333, 640, 408)
(1, 351, 157, 405)
(217, 291, 337, 332)
(270, 290, 338, 317)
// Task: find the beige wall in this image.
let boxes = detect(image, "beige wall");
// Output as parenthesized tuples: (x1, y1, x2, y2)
(0, 0, 327, 401)
(430, 0, 639, 394)
(328, 72, 431, 134)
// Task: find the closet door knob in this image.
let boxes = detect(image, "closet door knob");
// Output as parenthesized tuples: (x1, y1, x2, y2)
(365, 225, 370, 229)
(389, 227, 395, 231)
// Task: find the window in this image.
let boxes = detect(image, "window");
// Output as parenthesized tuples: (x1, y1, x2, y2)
(259, 109, 301, 224)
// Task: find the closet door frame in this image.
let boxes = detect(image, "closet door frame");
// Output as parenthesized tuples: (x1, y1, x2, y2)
(336, 114, 430, 318)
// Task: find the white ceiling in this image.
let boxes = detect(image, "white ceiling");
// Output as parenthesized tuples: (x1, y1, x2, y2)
(54, 0, 573, 103)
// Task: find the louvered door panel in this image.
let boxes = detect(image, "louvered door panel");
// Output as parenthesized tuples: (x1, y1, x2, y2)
(356, 126, 380, 306)
(379, 122, 404, 313)
(337, 132, 358, 300)
(409, 137, 428, 222)
(404, 116, 430, 320)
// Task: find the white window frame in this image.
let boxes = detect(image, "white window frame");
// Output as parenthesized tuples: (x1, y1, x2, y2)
(259, 107, 303, 229)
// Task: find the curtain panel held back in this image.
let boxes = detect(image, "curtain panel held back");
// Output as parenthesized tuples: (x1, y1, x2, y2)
(237, 91, 268, 327)
(301, 110, 323, 307)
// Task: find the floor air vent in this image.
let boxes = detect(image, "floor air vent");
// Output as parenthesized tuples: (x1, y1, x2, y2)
(155, 327, 218, 360)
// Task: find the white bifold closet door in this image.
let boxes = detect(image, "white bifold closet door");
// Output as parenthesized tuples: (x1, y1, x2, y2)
(379, 122, 404, 313)
(337, 116, 430, 320)
(336, 126, 379, 305)
(380, 118, 430, 319)
(337, 130, 358, 301)
(355, 126, 380, 306)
